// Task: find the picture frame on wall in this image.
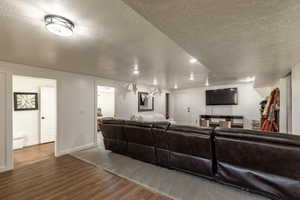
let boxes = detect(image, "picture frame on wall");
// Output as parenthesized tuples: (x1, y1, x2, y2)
(138, 92, 154, 112)
(14, 92, 38, 111)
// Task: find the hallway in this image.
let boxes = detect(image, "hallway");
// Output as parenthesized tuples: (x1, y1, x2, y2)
(14, 142, 54, 168)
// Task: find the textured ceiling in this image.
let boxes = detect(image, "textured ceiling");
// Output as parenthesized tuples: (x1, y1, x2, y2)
(0, 0, 209, 89)
(122, 0, 300, 87)
(1, 0, 298, 89)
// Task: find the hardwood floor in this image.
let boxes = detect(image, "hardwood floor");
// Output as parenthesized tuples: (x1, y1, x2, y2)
(0, 155, 171, 200)
(14, 142, 55, 168)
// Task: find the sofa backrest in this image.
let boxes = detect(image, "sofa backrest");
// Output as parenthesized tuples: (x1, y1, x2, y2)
(215, 127, 300, 180)
(100, 119, 300, 199)
(166, 125, 215, 177)
(124, 120, 154, 146)
(167, 125, 214, 158)
(152, 121, 171, 149)
(101, 119, 125, 140)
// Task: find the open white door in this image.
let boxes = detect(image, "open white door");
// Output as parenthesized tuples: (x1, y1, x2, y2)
(40, 87, 56, 144)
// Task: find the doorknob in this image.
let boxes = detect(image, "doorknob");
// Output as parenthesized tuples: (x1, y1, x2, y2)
(41, 117, 45, 119)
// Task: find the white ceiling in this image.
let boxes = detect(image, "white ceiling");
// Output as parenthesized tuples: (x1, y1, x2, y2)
(0, 0, 209, 89)
(122, 0, 300, 87)
(0, 0, 298, 89)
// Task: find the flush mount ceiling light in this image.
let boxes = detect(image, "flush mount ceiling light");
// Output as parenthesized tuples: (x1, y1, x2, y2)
(44, 15, 74, 37)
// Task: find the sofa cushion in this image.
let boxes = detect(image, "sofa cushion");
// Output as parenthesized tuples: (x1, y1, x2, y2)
(167, 125, 213, 158)
(101, 119, 125, 141)
(101, 119, 127, 155)
(127, 143, 156, 163)
(153, 121, 170, 149)
(215, 128, 300, 179)
(167, 125, 214, 177)
(215, 128, 300, 200)
(152, 122, 171, 167)
(124, 120, 156, 163)
(168, 125, 212, 135)
(125, 120, 153, 128)
(124, 121, 154, 146)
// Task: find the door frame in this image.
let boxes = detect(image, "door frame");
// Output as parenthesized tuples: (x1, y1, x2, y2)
(10, 74, 58, 170)
(0, 72, 12, 172)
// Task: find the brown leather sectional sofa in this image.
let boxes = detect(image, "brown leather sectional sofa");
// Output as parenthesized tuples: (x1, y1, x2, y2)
(101, 119, 300, 200)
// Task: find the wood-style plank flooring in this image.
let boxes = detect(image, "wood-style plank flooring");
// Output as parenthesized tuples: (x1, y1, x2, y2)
(0, 155, 171, 200)
(14, 142, 55, 168)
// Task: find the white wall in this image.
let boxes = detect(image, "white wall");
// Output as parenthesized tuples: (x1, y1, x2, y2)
(115, 85, 168, 119)
(0, 73, 6, 170)
(0, 61, 97, 171)
(13, 76, 56, 148)
(171, 87, 205, 125)
(58, 75, 95, 154)
(279, 75, 292, 133)
(292, 65, 300, 135)
(171, 83, 274, 128)
(94, 80, 169, 120)
(0, 61, 169, 172)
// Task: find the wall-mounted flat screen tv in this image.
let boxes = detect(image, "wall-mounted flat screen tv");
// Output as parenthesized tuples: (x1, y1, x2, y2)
(206, 88, 238, 105)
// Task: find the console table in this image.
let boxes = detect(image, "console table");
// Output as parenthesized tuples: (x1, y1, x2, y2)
(200, 115, 244, 128)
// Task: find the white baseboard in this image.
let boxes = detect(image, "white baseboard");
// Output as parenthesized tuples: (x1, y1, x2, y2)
(0, 167, 5, 173)
(56, 143, 96, 157)
(0, 166, 12, 173)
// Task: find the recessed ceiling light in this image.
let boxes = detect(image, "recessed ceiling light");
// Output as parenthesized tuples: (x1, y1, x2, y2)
(133, 64, 139, 70)
(205, 78, 209, 86)
(189, 58, 198, 64)
(239, 76, 256, 83)
(133, 70, 139, 75)
(174, 84, 178, 89)
(44, 15, 74, 37)
(189, 73, 194, 81)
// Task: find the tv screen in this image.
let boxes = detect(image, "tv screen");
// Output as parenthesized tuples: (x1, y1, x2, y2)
(206, 88, 238, 105)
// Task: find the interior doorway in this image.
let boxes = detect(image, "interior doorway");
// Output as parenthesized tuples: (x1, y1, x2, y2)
(96, 86, 115, 146)
(12, 75, 57, 168)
